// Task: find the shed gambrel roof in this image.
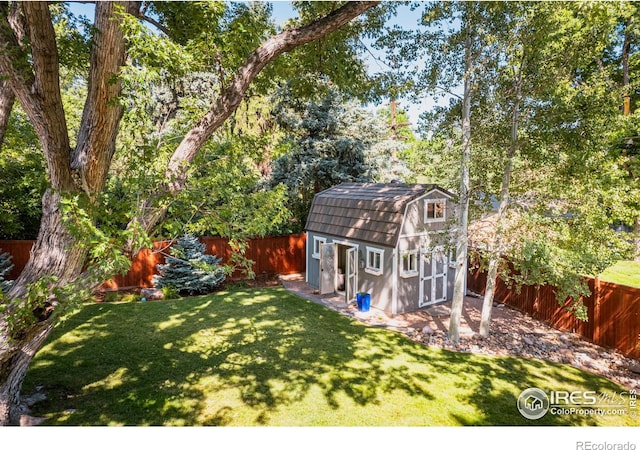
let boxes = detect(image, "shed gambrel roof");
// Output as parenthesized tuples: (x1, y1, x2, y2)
(305, 182, 454, 247)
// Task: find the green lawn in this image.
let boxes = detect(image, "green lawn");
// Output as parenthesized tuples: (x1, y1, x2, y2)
(23, 287, 636, 426)
(599, 260, 640, 288)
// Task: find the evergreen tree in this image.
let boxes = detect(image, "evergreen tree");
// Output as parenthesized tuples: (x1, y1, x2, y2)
(152, 234, 226, 295)
(269, 85, 410, 229)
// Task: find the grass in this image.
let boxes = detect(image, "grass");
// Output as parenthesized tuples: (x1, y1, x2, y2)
(599, 260, 640, 288)
(23, 287, 636, 426)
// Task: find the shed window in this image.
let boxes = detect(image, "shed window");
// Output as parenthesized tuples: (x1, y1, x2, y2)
(448, 248, 457, 269)
(312, 236, 326, 259)
(401, 250, 418, 278)
(425, 199, 446, 222)
(365, 247, 384, 275)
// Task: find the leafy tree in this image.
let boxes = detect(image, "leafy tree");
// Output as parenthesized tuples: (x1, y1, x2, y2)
(407, 2, 638, 334)
(152, 234, 226, 295)
(0, 107, 46, 239)
(372, 1, 639, 339)
(480, 2, 638, 322)
(0, 1, 379, 425)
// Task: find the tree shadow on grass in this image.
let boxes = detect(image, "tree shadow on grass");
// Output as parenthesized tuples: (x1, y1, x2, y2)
(22, 287, 633, 426)
(426, 348, 633, 426)
(23, 288, 436, 425)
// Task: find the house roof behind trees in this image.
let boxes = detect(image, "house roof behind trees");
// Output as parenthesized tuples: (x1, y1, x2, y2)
(305, 182, 453, 247)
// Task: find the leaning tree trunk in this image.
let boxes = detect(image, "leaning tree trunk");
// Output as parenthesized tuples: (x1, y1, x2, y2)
(0, 191, 89, 425)
(0, 321, 54, 426)
(129, 1, 380, 237)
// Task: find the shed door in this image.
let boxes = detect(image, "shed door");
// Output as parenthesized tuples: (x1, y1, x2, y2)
(320, 243, 336, 295)
(345, 247, 357, 303)
(420, 246, 448, 307)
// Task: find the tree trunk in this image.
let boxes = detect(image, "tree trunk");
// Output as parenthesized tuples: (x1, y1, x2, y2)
(0, 189, 88, 425)
(448, 16, 473, 343)
(622, 20, 631, 116)
(0, 80, 15, 148)
(0, 1, 136, 426)
(0, 322, 53, 425)
(479, 60, 523, 337)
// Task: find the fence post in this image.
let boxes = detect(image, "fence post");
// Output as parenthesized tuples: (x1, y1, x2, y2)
(593, 276, 601, 344)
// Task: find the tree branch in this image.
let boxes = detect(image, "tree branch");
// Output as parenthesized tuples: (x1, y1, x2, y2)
(166, 1, 380, 193)
(137, 11, 170, 36)
(128, 1, 379, 244)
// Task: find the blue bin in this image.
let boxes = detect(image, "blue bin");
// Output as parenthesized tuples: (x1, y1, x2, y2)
(356, 292, 371, 312)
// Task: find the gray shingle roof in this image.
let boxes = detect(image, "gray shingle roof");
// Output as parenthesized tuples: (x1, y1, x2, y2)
(305, 182, 450, 247)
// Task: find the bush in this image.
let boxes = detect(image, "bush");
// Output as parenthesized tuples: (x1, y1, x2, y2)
(120, 293, 140, 303)
(161, 285, 181, 300)
(102, 292, 120, 303)
(152, 234, 226, 295)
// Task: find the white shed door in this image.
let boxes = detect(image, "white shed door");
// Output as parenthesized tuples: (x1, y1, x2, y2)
(345, 246, 357, 303)
(419, 246, 448, 307)
(319, 243, 336, 295)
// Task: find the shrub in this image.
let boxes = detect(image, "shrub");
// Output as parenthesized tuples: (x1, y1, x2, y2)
(120, 293, 140, 303)
(161, 285, 181, 300)
(152, 234, 226, 295)
(103, 292, 120, 303)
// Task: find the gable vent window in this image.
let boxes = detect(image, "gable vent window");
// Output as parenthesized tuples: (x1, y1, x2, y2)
(365, 247, 384, 275)
(425, 199, 446, 222)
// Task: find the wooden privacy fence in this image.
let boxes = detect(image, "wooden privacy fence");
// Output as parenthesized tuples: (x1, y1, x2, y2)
(0, 234, 307, 290)
(467, 263, 640, 360)
(0, 240, 34, 280)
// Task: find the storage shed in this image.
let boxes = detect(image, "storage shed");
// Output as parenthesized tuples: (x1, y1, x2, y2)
(305, 182, 464, 315)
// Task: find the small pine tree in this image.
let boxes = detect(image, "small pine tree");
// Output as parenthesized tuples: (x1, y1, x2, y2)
(152, 234, 226, 295)
(0, 250, 14, 293)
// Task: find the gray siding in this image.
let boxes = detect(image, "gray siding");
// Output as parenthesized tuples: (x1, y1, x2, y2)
(396, 235, 422, 315)
(400, 190, 455, 238)
(395, 234, 457, 315)
(305, 232, 395, 314)
(306, 231, 322, 289)
(358, 242, 394, 314)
